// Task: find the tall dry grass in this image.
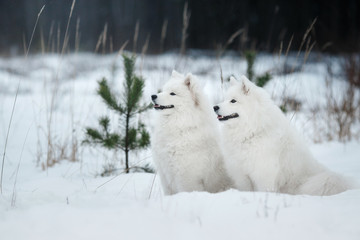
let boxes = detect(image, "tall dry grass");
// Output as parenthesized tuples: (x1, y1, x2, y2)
(41, 0, 78, 171)
(319, 58, 360, 142)
(0, 4, 45, 195)
(275, 18, 318, 116)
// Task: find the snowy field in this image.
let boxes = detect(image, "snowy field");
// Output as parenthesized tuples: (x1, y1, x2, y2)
(0, 52, 359, 240)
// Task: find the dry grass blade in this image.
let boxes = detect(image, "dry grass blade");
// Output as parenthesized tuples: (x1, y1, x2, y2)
(133, 20, 140, 53)
(226, 29, 243, 47)
(109, 36, 113, 53)
(180, 2, 191, 56)
(53, 0, 77, 93)
(278, 41, 283, 60)
(240, 24, 248, 51)
(304, 41, 316, 64)
(297, 17, 317, 58)
(61, 0, 76, 55)
(95, 173, 121, 191)
(75, 17, 81, 52)
(1, 4, 45, 195)
(140, 35, 150, 71)
(102, 23, 108, 54)
(22, 34, 27, 56)
(95, 32, 103, 53)
(40, 28, 45, 54)
(285, 34, 293, 58)
(161, 19, 168, 41)
(220, 64, 224, 85)
(56, 23, 61, 53)
(11, 123, 32, 207)
(26, 5, 45, 57)
(116, 40, 129, 58)
(218, 28, 243, 58)
(47, 21, 55, 52)
(140, 34, 150, 74)
(321, 42, 333, 51)
(148, 173, 157, 199)
(110, 39, 129, 82)
(160, 19, 168, 53)
(1, 86, 18, 195)
(111, 40, 129, 74)
(94, 158, 150, 191)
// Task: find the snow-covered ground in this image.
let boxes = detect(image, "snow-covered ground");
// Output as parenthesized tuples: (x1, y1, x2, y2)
(0, 52, 359, 240)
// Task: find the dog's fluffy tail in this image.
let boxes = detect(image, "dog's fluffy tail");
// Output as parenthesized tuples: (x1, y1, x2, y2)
(298, 171, 355, 196)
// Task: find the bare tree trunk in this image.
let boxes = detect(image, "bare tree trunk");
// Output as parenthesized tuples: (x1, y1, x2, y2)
(124, 111, 130, 173)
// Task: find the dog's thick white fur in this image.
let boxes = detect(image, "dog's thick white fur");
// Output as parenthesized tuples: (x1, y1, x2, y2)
(214, 76, 354, 196)
(151, 71, 232, 195)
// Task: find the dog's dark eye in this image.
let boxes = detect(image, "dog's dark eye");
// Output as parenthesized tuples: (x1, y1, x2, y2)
(230, 99, 237, 103)
(170, 92, 176, 96)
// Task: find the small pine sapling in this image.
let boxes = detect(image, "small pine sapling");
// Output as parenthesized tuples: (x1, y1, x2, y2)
(256, 72, 272, 88)
(244, 50, 272, 87)
(245, 50, 256, 81)
(244, 50, 282, 111)
(84, 54, 152, 174)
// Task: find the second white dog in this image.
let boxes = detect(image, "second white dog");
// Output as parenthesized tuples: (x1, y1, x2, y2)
(214, 76, 353, 196)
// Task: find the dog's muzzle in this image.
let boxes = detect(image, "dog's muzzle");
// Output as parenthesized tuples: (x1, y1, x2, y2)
(213, 106, 238, 121)
(153, 104, 174, 110)
(151, 95, 174, 110)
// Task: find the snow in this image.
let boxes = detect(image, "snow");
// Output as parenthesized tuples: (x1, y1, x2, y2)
(0, 52, 359, 240)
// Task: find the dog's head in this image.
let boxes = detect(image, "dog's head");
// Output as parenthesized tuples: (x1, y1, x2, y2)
(151, 70, 203, 115)
(213, 75, 258, 123)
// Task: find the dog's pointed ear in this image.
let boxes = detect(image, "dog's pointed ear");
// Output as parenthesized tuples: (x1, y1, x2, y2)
(184, 73, 191, 86)
(240, 75, 251, 95)
(229, 76, 238, 86)
(184, 73, 200, 106)
(171, 70, 183, 79)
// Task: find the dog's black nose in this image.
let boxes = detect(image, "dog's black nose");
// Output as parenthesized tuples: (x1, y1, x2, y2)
(213, 106, 219, 112)
(151, 95, 157, 100)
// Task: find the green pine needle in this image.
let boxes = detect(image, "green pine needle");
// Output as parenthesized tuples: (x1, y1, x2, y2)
(97, 78, 124, 113)
(256, 73, 272, 87)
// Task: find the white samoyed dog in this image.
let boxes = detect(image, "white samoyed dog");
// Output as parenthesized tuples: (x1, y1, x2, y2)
(214, 76, 354, 196)
(151, 71, 232, 195)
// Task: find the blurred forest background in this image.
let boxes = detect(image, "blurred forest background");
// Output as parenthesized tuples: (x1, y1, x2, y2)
(0, 0, 359, 55)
